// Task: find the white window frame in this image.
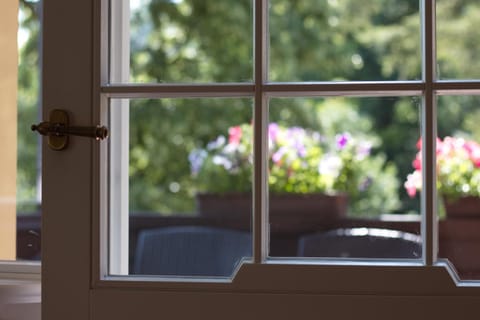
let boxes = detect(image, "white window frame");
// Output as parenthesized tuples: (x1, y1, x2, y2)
(94, 0, 480, 293)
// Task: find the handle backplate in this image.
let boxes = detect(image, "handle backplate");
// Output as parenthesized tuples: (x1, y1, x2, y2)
(31, 109, 108, 151)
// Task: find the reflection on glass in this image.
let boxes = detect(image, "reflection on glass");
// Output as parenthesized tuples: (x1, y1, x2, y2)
(437, 96, 480, 280)
(268, 97, 422, 259)
(127, 0, 253, 83)
(269, 0, 421, 81)
(437, 0, 480, 80)
(110, 98, 253, 277)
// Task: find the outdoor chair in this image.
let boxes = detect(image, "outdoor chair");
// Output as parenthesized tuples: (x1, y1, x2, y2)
(298, 227, 422, 259)
(133, 226, 252, 277)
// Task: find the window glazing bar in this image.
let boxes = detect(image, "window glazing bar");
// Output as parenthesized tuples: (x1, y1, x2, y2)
(421, 0, 438, 267)
(435, 80, 480, 94)
(101, 84, 255, 98)
(253, 0, 269, 264)
(265, 82, 423, 97)
(102, 82, 429, 99)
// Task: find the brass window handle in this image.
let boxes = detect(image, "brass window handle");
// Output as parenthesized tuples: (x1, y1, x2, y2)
(31, 109, 108, 151)
(31, 123, 108, 140)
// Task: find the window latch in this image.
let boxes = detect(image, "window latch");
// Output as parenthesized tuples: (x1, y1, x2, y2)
(31, 109, 108, 151)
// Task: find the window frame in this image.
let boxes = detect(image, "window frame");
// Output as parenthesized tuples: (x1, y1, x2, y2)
(95, 0, 480, 292)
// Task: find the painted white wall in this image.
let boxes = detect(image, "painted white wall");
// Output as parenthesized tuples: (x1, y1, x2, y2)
(0, 0, 18, 262)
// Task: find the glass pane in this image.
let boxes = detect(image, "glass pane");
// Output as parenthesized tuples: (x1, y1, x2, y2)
(437, 95, 480, 280)
(269, 0, 421, 81)
(14, 0, 42, 262)
(437, 0, 480, 80)
(268, 97, 422, 259)
(109, 98, 253, 277)
(121, 0, 253, 83)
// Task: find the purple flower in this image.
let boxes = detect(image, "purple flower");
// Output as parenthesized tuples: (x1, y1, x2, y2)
(207, 135, 226, 150)
(188, 149, 207, 175)
(268, 123, 279, 142)
(355, 141, 372, 160)
(336, 133, 350, 149)
(272, 146, 287, 164)
(294, 139, 307, 157)
(285, 127, 307, 157)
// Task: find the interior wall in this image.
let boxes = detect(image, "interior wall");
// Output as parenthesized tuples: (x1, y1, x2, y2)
(0, 0, 18, 260)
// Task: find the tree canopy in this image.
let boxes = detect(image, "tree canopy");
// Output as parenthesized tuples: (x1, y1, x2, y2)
(17, 0, 480, 216)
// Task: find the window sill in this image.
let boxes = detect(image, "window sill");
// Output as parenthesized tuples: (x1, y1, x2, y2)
(0, 277, 40, 320)
(0, 261, 41, 281)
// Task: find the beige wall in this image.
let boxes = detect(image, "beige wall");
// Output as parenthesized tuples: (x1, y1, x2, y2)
(0, 0, 18, 260)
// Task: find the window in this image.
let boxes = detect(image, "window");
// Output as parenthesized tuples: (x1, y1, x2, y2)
(100, 0, 480, 283)
(39, 0, 480, 318)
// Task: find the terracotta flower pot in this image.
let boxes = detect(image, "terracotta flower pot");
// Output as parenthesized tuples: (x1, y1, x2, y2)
(443, 196, 480, 219)
(195, 192, 348, 222)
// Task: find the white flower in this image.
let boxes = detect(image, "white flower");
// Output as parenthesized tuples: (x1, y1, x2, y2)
(318, 153, 342, 178)
(207, 135, 226, 150)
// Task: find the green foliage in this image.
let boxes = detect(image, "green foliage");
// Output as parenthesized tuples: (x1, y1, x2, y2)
(190, 100, 401, 217)
(17, 0, 480, 217)
(130, 0, 252, 82)
(190, 123, 253, 194)
(128, 98, 252, 213)
(437, 0, 480, 79)
(17, 0, 41, 213)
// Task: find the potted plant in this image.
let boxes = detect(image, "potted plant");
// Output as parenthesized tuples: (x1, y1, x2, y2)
(405, 136, 480, 218)
(189, 122, 398, 219)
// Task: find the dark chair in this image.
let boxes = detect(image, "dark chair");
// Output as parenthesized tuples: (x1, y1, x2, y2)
(133, 226, 252, 277)
(298, 228, 422, 259)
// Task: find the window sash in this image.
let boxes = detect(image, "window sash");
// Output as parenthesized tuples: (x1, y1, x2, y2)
(99, 0, 480, 286)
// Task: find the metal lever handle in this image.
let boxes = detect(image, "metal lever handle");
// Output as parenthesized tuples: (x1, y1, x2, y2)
(31, 122, 109, 140)
(31, 109, 108, 151)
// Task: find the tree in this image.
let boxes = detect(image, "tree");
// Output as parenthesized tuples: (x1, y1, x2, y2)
(17, 0, 480, 216)
(17, 0, 41, 213)
(127, 0, 419, 215)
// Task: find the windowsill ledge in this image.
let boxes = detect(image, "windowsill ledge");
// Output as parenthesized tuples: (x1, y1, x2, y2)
(0, 261, 40, 280)
(0, 278, 41, 320)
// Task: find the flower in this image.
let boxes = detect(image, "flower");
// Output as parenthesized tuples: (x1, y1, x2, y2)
(228, 126, 242, 145)
(405, 136, 480, 198)
(189, 123, 378, 195)
(188, 149, 207, 175)
(336, 133, 350, 149)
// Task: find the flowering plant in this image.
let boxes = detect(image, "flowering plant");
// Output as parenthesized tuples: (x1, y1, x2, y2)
(189, 123, 389, 202)
(405, 136, 480, 198)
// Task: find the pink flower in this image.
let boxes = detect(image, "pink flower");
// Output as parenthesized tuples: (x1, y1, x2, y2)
(416, 138, 422, 150)
(228, 126, 242, 145)
(406, 136, 480, 197)
(404, 170, 421, 198)
(412, 153, 422, 170)
(464, 140, 480, 168)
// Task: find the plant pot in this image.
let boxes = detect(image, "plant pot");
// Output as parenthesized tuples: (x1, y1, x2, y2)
(443, 196, 480, 219)
(195, 192, 348, 222)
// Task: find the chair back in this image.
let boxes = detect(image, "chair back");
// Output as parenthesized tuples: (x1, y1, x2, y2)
(134, 226, 252, 277)
(298, 228, 422, 259)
